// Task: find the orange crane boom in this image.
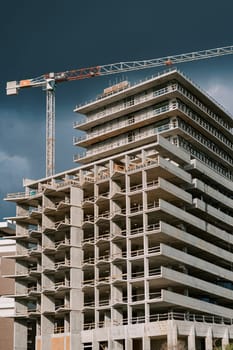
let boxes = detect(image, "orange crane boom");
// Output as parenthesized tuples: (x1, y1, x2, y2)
(6, 45, 233, 177)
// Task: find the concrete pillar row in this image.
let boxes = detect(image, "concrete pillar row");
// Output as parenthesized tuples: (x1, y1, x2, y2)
(143, 336, 150, 350)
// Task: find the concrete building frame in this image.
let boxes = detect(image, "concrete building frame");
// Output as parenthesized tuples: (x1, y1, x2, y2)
(5, 69, 233, 350)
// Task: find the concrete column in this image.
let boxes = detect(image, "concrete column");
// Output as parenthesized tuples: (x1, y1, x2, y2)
(92, 339, 98, 350)
(143, 336, 150, 350)
(41, 315, 54, 350)
(110, 340, 124, 350)
(70, 187, 83, 350)
(188, 325, 195, 350)
(222, 328, 229, 349)
(205, 327, 213, 350)
(14, 320, 28, 350)
(125, 337, 133, 350)
(167, 321, 178, 350)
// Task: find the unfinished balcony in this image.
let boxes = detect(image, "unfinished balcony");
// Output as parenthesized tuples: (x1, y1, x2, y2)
(83, 257, 95, 269)
(82, 277, 95, 288)
(55, 302, 70, 314)
(82, 196, 95, 209)
(28, 225, 42, 239)
(95, 210, 111, 224)
(96, 254, 110, 267)
(82, 214, 95, 228)
(5, 189, 42, 203)
(96, 274, 111, 287)
(82, 235, 95, 248)
(112, 163, 125, 180)
(83, 299, 95, 311)
(28, 286, 41, 297)
(111, 228, 127, 242)
(55, 259, 71, 272)
(112, 295, 128, 308)
(95, 191, 110, 205)
(28, 245, 42, 258)
(111, 208, 126, 221)
(112, 272, 127, 286)
(28, 308, 41, 319)
(14, 309, 29, 319)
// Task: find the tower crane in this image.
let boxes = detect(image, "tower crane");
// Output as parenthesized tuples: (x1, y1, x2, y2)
(6, 45, 233, 177)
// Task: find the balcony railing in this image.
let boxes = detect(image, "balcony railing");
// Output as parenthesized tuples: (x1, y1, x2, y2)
(6, 190, 41, 199)
(180, 137, 233, 181)
(82, 237, 95, 244)
(28, 266, 42, 274)
(74, 82, 177, 127)
(28, 286, 41, 294)
(148, 246, 161, 254)
(147, 201, 160, 210)
(55, 303, 70, 311)
(83, 257, 95, 264)
(55, 260, 71, 268)
(55, 281, 70, 290)
(118, 224, 161, 236)
(98, 299, 110, 306)
(54, 326, 65, 334)
(148, 267, 161, 276)
(131, 270, 144, 278)
(82, 311, 233, 329)
(84, 300, 95, 307)
(178, 118, 233, 167)
(74, 117, 176, 161)
(130, 227, 144, 236)
(178, 102, 233, 154)
(177, 84, 231, 131)
(96, 232, 111, 241)
(130, 204, 143, 213)
(149, 291, 162, 299)
(130, 248, 144, 257)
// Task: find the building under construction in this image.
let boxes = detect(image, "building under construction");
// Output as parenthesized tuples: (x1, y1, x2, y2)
(5, 68, 233, 350)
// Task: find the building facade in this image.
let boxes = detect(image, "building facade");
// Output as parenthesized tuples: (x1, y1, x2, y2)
(5, 69, 233, 350)
(0, 221, 16, 350)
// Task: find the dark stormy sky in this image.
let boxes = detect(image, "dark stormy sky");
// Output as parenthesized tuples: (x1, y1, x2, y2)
(1, 0, 233, 219)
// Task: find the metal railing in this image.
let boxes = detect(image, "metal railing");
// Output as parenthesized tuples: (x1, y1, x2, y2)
(55, 303, 70, 311)
(177, 83, 231, 131)
(82, 311, 233, 330)
(6, 190, 41, 199)
(54, 326, 65, 334)
(28, 286, 41, 293)
(127, 157, 158, 172)
(74, 118, 175, 161)
(75, 82, 176, 126)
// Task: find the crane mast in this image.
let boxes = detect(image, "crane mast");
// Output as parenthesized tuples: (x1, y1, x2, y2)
(46, 79, 56, 178)
(6, 45, 233, 177)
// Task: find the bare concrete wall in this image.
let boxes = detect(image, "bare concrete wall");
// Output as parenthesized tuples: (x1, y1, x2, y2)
(0, 317, 14, 350)
(0, 253, 15, 295)
(0, 250, 15, 350)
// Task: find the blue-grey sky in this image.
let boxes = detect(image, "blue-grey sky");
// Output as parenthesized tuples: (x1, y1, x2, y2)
(1, 0, 233, 219)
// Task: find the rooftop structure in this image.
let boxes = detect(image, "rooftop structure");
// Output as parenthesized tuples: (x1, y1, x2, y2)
(5, 69, 233, 350)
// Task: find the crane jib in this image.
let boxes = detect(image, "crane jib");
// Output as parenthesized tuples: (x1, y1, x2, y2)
(6, 44, 233, 176)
